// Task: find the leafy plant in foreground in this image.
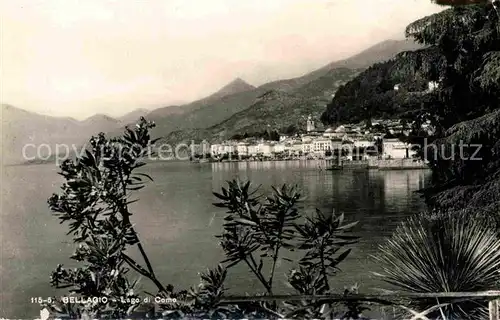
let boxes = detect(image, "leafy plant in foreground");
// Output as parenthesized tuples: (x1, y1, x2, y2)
(214, 180, 364, 318)
(42, 117, 363, 319)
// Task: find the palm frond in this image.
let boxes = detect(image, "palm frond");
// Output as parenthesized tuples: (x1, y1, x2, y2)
(374, 210, 500, 319)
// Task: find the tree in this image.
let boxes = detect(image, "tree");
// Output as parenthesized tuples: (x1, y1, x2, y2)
(284, 124, 299, 136)
(401, 2, 500, 212)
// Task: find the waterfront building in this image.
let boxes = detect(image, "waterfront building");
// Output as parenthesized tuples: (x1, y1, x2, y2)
(210, 144, 224, 156)
(237, 142, 248, 156)
(223, 144, 236, 154)
(201, 140, 211, 154)
(189, 140, 211, 156)
(248, 144, 259, 156)
(313, 138, 332, 154)
(302, 142, 314, 154)
(256, 143, 271, 156)
(273, 142, 286, 154)
(331, 138, 343, 151)
(382, 138, 414, 159)
(292, 142, 303, 154)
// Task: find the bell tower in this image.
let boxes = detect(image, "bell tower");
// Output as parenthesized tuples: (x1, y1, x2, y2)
(306, 115, 315, 132)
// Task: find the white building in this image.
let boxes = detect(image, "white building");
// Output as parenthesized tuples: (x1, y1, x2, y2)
(273, 143, 286, 153)
(248, 145, 259, 156)
(256, 143, 271, 156)
(190, 140, 211, 156)
(237, 143, 248, 156)
(302, 143, 314, 154)
(210, 144, 224, 156)
(353, 139, 374, 148)
(313, 138, 332, 153)
(224, 145, 236, 154)
(382, 138, 415, 159)
(323, 128, 335, 138)
(323, 127, 346, 139)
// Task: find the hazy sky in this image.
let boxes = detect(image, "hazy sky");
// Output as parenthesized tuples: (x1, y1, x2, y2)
(0, 0, 443, 119)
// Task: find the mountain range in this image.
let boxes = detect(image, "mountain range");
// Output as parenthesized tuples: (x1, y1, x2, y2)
(1, 39, 422, 164)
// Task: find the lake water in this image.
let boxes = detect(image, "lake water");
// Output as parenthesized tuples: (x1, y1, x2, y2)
(0, 160, 430, 318)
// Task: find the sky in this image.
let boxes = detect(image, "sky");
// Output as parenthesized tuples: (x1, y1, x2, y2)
(0, 0, 444, 119)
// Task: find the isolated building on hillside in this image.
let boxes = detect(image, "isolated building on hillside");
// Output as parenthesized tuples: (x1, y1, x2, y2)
(427, 81, 439, 92)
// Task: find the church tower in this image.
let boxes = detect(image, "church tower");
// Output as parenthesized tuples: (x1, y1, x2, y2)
(306, 115, 315, 132)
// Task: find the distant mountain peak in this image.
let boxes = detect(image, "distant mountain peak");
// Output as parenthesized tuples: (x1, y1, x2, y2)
(230, 77, 249, 85)
(83, 113, 120, 124)
(118, 108, 151, 124)
(210, 77, 256, 99)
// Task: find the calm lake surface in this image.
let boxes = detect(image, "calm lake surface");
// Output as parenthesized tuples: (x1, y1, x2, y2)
(0, 160, 430, 317)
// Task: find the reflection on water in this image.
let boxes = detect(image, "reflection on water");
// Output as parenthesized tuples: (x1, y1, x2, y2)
(0, 161, 430, 318)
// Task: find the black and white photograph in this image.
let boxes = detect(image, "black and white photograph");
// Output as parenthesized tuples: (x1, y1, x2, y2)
(1, 0, 500, 319)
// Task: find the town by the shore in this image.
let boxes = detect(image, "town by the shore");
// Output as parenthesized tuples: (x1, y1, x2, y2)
(188, 114, 433, 170)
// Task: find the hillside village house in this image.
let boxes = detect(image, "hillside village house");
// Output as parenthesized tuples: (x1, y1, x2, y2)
(352, 138, 374, 148)
(323, 126, 347, 139)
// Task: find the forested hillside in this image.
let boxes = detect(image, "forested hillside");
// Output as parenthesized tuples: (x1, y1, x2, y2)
(322, 3, 500, 213)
